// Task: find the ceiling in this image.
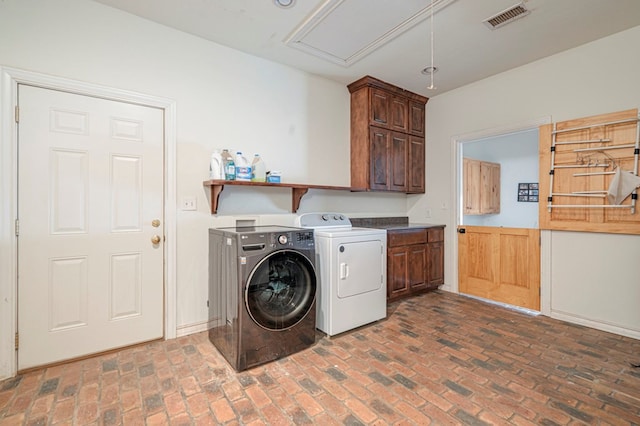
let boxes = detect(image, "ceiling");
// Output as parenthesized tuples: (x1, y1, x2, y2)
(92, 0, 640, 97)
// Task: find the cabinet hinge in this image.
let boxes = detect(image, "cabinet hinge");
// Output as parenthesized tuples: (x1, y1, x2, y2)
(15, 332, 19, 350)
(15, 219, 19, 237)
(15, 105, 19, 123)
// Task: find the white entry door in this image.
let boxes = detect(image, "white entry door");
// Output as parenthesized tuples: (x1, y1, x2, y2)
(17, 84, 164, 370)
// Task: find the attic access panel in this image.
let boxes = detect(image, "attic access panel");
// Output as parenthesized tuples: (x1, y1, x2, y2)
(284, 0, 456, 67)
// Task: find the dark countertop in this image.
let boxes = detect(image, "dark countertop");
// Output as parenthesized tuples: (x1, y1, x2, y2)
(350, 216, 445, 231)
(363, 223, 446, 231)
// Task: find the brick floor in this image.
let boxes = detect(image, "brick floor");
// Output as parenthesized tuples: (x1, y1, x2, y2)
(1, 291, 639, 425)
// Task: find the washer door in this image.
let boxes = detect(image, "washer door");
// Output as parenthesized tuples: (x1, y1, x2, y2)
(245, 250, 316, 331)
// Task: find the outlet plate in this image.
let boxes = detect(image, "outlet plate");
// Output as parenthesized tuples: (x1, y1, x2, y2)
(181, 197, 197, 211)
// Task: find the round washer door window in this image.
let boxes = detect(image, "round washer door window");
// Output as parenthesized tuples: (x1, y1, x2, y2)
(245, 250, 316, 331)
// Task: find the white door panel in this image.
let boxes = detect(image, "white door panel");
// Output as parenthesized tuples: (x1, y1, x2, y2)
(336, 240, 384, 298)
(18, 85, 164, 369)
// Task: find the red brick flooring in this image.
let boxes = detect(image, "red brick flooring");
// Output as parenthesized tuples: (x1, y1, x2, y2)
(1, 291, 639, 425)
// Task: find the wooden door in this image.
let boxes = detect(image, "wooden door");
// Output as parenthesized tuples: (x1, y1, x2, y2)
(539, 109, 640, 235)
(390, 132, 408, 192)
(370, 88, 390, 127)
(427, 241, 444, 286)
(408, 135, 425, 193)
(390, 96, 408, 132)
(408, 100, 425, 137)
(387, 247, 409, 299)
(17, 85, 164, 369)
(463, 158, 482, 214)
(458, 226, 540, 310)
(369, 127, 390, 190)
(481, 162, 501, 214)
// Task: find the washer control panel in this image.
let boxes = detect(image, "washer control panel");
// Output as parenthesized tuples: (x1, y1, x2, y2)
(296, 212, 352, 229)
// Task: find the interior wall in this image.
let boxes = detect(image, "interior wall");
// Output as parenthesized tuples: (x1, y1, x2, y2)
(0, 0, 410, 378)
(462, 129, 539, 228)
(408, 25, 640, 339)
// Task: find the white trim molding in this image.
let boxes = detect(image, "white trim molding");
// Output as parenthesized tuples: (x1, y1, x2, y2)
(0, 67, 177, 379)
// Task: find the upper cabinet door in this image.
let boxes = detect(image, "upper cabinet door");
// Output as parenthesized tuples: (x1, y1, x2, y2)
(370, 88, 390, 127)
(409, 100, 426, 137)
(390, 96, 408, 133)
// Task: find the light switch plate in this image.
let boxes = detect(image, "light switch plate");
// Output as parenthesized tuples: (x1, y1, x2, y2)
(181, 197, 197, 211)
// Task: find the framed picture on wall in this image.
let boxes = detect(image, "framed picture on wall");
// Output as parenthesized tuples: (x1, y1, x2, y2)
(518, 183, 538, 202)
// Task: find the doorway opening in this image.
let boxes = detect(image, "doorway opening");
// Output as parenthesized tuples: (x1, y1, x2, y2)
(454, 120, 547, 312)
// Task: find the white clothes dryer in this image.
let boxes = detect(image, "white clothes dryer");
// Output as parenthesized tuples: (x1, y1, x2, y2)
(296, 213, 387, 336)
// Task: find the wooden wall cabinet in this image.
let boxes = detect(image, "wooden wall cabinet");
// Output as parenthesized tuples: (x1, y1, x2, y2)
(463, 158, 501, 215)
(348, 76, 428, 193)
(386, 226, 444, 301)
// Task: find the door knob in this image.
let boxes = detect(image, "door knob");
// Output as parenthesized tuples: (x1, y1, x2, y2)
(151, 235, 161, 244)
(458, 228, 466, 234)
(152, 219, 161, 227)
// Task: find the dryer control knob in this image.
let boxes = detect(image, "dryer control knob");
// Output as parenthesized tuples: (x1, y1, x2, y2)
(278, 234, 288, 245)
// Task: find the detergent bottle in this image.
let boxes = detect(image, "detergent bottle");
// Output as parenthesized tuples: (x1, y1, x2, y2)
(235, 151, 252, 181)
(251, 154, 267, 182)
(209, 150, 224, 180)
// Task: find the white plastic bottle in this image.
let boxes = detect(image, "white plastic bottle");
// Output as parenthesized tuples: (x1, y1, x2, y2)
(209, 150, 223, 180)
(251, 154, 266, 182)
(235, 151, 251, 181)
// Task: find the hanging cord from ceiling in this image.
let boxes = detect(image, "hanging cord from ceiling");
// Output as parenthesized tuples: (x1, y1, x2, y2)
(426, 0, 436, 90)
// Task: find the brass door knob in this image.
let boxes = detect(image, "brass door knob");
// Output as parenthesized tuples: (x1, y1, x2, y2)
(152, 219, 161, 227)
(151, 235, 161, 244)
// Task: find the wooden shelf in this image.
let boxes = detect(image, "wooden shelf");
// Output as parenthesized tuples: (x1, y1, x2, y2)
(203, 180, 352, 214)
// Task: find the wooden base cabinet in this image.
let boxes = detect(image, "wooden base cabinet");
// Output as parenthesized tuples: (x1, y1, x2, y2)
(387, 226, 444, 301)
(348, 76, 428, 193)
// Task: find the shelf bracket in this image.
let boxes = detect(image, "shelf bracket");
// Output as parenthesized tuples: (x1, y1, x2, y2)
(209, 184, 224, 214)
(292, 187, 309, 213)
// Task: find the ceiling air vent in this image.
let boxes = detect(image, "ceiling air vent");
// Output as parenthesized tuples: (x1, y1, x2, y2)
(483, 2, 530, 29)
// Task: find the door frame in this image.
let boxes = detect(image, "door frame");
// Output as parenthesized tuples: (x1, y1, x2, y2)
(0, 67, 177, 379)
(449, 116, 551, 311)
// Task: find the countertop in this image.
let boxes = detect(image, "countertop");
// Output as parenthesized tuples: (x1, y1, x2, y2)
(350, 217, 445, 231)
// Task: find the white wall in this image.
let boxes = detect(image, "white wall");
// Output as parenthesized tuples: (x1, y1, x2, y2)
(0, 0, 410, 377)
(409, 25, 640, 339)
(462, 129, 539, 228)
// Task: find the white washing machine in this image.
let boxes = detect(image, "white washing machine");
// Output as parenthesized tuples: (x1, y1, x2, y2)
(296, 213, 387, 336)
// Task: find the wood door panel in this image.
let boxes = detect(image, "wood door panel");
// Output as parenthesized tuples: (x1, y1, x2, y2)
(388, 248, 409, 298)
(539, 109, 640, 234)
(370, 128, 390, 190)
(427, 241, 444, 286)
(499, 234, 530, 287)
(409, 100, 425, 137)
(407, 245, 428, 290)
(370, 89, 389, 127)
(459, 226, 540, 310)
(390, 132, 408, 191)
(465, 231, 496, 282)
(408, 136, 425, 193)
(390, 96, 408, 132)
